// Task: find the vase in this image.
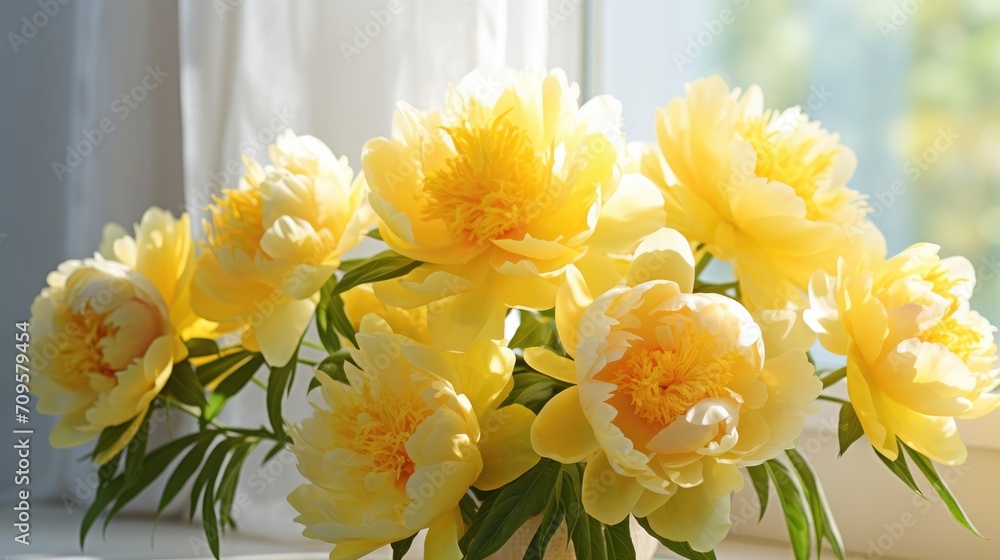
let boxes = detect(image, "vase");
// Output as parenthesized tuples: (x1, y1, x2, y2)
(491, 515, 660, 559)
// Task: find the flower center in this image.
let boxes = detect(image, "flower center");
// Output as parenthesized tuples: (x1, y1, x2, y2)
(60, 304, 117, 380)
(346, 395, 433, 482)
(208, 188, 266, 258)
(611, 341, 737, 427)
(422, 115, 552, 245)
(921, 314, 984, 362)
(737, 112, 843, 221)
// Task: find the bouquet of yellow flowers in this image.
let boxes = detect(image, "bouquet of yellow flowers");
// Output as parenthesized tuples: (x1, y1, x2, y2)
(28, 68, 998, 560)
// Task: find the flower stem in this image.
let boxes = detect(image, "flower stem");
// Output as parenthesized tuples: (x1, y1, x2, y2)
(821, 366, 848, 388)
(817, 394, 849, 405)
(301, 340, 326, 351)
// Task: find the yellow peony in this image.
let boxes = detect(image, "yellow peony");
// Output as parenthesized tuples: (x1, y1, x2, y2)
(806, 244, 1000, 465)
(528, 228, 821, 551)
(644, 76, 885, 310)
(288, 315, 539, 560)
(192, 130, 374, 366)
(29, 208, 197, 462)
(363, 67, 665, 350)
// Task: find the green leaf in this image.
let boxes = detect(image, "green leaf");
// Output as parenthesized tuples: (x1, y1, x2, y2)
(581, 515, 606, 560)
(523, 483, 564, 560)
(903, 446, 984, 538)
(390, 534, 417, 560)
(189, 439, 243, 521)
(838, 403, 865, 456)
(263, 440, 287, 463)
(603, 517, 636, 560)
(266, 349, 298, 441)
(746, 464, 770, 522)
(315, 287, 345, 353)
(203, 467, 221, 559)
(509, 310, 558, 350)
(218, 441, 256, 529)
(196, 350, 253, 386)
(787, 449, 845, 560)
(122, 410, 152, 490)
(367, 229, 383, 241)
(503, 370, 570, 414)
(464, 458, 562, 560)
(164, 360, 209, 409)
(90, 418, 135, 463)
(157, 436, 216, 524)
(80, 475, 124, 548)
(766, 459, 811, 560)
(315, 350, 353, 385)
(104, 431, 206, 535)
(459, 491, 500, 553)
(332, 251, 422, 296)
(184, 338, 220, 358)
(213, 354, 265, 398)
(634, 516, 717, 560)
(559, 463, 586, 554)
(460, 493, 478, 526)
(874, 445, 924, 498)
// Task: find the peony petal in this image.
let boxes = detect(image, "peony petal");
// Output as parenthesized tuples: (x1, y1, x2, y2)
(531, 386, 599, 463)
(255, 298, 317, 367)
(523, 347, 577, 384)
(582, 449, 645, 524)
(626, 227, 696, 292)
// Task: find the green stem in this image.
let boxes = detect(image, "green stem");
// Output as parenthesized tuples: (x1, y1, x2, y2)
(250, 376, 267, 390)
(817, 394, 849, 405)
(695, 252, 713, 277)
(821, 366, 848, 388)
(298, 358, 318, 367)
(301, 340, 326, 351)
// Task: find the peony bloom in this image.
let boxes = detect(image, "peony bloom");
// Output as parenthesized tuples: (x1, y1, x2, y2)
(30, 261, 178, 460)
(806, 244, 1000, 465)
(528, 229, 821, 551)
(363, 67, 664, 350)
(644, 76, 885, 310)
(288, 316, 538, 560)
(192, 130, 374, 366)
(29, 209, 197, 462)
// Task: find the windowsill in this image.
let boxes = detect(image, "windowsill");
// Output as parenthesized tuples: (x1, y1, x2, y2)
(3, 504, 800, 559)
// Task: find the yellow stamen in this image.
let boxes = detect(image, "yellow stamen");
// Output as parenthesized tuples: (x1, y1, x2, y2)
(738, 111, 843, 221)
(59, 304, 117, 382)
(422, 115, 552, 245)
(611, 335, 736, 427)
(208, 188, 266, 257)
(339, 395, 432, 482)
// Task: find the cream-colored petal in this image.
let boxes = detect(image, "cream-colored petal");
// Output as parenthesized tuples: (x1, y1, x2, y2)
(626, 227, 696, 292)
(255, 297, 316, 366)
(582, 449, 645, 524)
(530, 386, 599, 463)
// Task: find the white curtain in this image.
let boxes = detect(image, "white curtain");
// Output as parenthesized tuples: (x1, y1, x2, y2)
(21, 0, 584, 547)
